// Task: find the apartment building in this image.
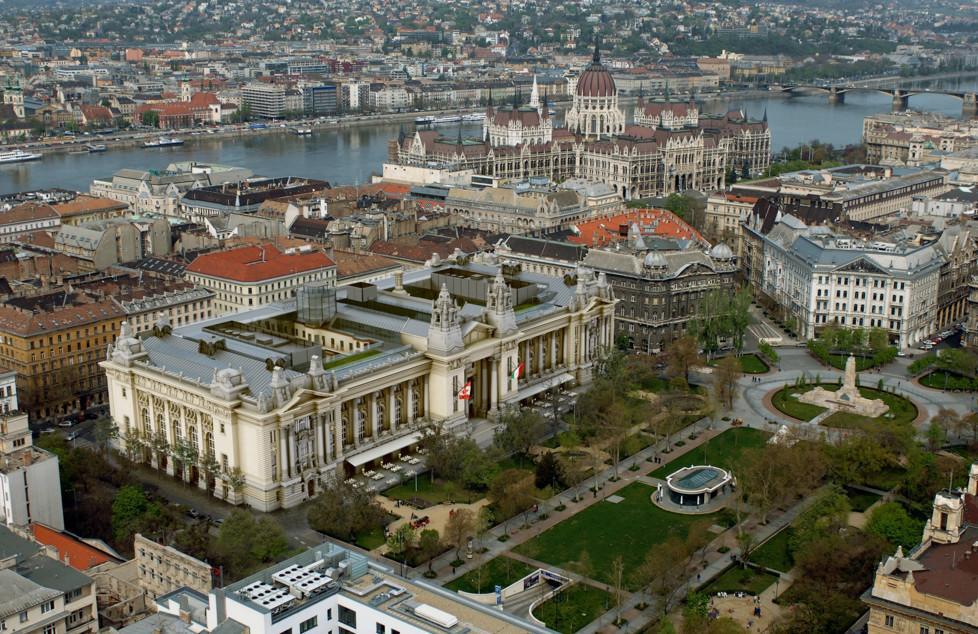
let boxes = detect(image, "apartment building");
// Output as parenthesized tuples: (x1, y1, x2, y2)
(0, 295, 124, 420)
(242, 84, 287, 119)
(133, 533, 212, 600)
(0, 372, 64, 530)
(705, 191, 758, 257)
(0, 202, 61, 244)
(185, 243, 336, 315)
(746, 213, 944, 348)
(0, 525, 98, 634)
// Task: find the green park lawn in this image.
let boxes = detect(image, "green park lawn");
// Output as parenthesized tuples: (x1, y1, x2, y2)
(919, 370, 978, 391)
(702, 565, 779, 596)
(821, 387, 917, 430)
(709, 353, 770, 374)
(354, 526, 388, 551)
(772, 384, 916, 429)
(444, 556, 535, 594)
(383, 473, 484, 505)
(534, 584, 613, 634)
(771, 385, 828, 422)
(513, 482, 732, 590)
(748, 528, 794, 573)
(650, 427, 771, 480)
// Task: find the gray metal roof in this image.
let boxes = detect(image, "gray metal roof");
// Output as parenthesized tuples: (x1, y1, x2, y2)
(0, 570, 62, 619)
(141, 335, 304, 395)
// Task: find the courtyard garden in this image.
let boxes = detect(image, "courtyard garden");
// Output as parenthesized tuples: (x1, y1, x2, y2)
(534, 583, 613, 634)
(513, 482, 735, 589)
(650, 427, 771, 480)
(771, 382, 917, 429)
(444, 556, 535, 594)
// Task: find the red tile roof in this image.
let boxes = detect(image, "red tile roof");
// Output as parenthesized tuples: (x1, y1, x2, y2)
(31, 523, 119, 571)
(568, 208, 704, 247)
(186, 243, 334, 282)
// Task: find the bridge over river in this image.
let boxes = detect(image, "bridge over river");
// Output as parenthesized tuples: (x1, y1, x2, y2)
(772, 82, 977, 114)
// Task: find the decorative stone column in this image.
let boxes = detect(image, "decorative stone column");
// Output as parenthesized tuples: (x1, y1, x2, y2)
(489, 355, 499, 415)
(388, 389, 397, 433)
(332, 404, 343, 459)
(407, 381, 416, 425)
(371, 392, 380, 439)
(279, 427, 289, 481)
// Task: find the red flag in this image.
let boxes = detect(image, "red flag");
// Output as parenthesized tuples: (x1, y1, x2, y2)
(458, 380, 472, 400)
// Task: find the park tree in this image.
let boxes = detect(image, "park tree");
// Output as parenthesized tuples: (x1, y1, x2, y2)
(141, 110, 160, 127)
(665, 336, 701, 389)
(955, 411, 978, 445)
(865, 502, 925, 550)
(713, 355, 742, 409)
(418, 529, 442, 575)
(386, 523, 416, 567)
(488, 469, 535, 532)
(932, 407, 960, 444)
(634, 534, 695, 618)
(307, 478, 388, 541)
(444, 508, 476, 562)
(535, 451, 564, 490)
(926, 420, 947, 451)
(111, 485, 151, 544)
(215, 509, 291, 580)
(494, 406, 547, 460)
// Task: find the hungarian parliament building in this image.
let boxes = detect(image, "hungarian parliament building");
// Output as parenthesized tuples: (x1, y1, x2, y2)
(389, 45, 771, 199)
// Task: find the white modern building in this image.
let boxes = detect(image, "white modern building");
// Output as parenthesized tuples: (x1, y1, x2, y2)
(145, 542, 550, 634)
(0, 371, 64, 531)
(101, 254, 616, 511)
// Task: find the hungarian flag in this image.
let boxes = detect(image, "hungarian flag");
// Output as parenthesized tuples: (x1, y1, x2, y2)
(510, 362, 524, 381)
(458, 380, 472, 400)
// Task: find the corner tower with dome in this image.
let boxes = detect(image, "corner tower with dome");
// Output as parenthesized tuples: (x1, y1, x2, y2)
(565, 39, 625, 138)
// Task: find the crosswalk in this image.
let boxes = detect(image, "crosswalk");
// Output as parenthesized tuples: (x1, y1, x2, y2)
(749, 320, 784, 343)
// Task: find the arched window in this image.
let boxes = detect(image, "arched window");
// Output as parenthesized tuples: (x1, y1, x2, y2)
(394, 397, 402, 425)
(141, 408, 151, 437)
(205, 432, 215, 460)
(188, 426, 199, 455)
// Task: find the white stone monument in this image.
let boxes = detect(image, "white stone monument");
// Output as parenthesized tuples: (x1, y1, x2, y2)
(797, 354, 889, 418)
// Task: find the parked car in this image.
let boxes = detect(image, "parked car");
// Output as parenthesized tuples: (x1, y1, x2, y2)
(67, 431, 79, 441)
(57, 418, 77, 428)
(41, 427, 56, 434)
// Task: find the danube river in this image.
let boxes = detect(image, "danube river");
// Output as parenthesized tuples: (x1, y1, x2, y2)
(3, 76, 978, 195)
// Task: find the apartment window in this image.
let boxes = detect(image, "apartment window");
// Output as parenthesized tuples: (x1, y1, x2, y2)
(338, 606, 357, 628)
(18, 613, 26, 624)
(376, 625, 386, 634)
(41, 600, 54, 613)
(884, 615, 894, 627)
(279, 629, 292, 634)
(299, 617, 317, 633)
(43, 626, 56, 634)
(920, 627, 929, 634)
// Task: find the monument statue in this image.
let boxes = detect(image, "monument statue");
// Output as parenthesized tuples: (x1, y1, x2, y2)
(797, 354, 888, 418)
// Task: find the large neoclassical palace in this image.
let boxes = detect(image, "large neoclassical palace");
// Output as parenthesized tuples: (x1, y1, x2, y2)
(388, 44, 770, 199)
(101, 254, 616, 511)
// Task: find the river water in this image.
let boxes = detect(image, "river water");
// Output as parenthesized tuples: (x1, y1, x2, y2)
(2, 76, 977, 195)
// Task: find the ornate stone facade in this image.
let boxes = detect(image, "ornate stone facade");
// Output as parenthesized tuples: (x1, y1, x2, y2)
(101, 258, 616, 511)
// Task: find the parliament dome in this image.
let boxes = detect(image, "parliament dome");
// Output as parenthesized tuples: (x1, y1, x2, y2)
(576, 43, 616, 98)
